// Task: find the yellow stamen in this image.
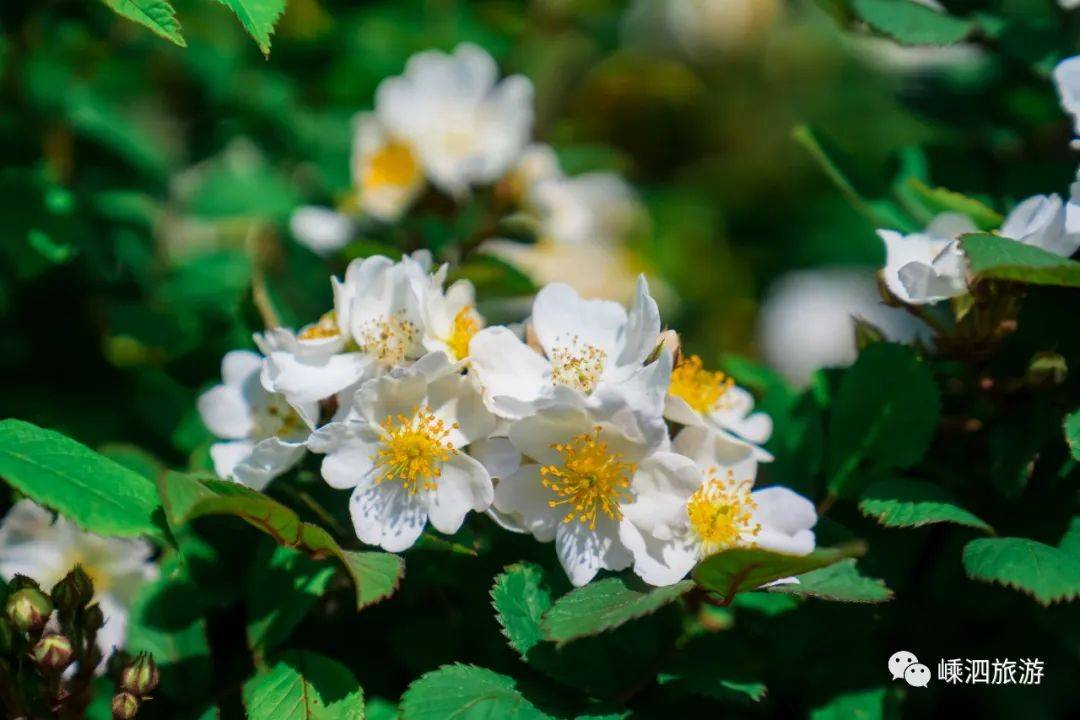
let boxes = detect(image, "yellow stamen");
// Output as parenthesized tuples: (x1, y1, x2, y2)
(363, 141, 420, 191)
(669, 355, 734, 414)
(447, 306, 482, 360)
(540, 427, 634, 530)
(355, 314, 418, 364)
(686, 469, 760, 556)
(298, 311, 340, 341)
(372, 405, 459, 494)
(550, 339, 607, 394)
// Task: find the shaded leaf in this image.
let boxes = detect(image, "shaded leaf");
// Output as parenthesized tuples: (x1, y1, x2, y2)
(904, 179, 1002, 231)
(960, 233, 1080, 288)
(400, 664, 553, 720)
(962, 537, 1080, 605)
(811, 686, 891, 720)
(853, 0, 976, 46)
(769, 559, 893, 603)
(246, 543, 335, 652)
(102, 0, 187, 47)
(540, 575, 693, 645)
(213, 0, 288, 56)
(859, 478, 992, 532)
(693, 544, 864, 602)
(1065, 410, 1080, 461)
(243, 650, 364, 720)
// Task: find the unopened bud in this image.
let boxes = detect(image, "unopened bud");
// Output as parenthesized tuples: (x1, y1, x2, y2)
(31, 633, 74, 671)
(111, 692, 140, 720)
(9, 574, 42, 592)
(84, 603, 105, 633)
(107, 649, 133, 680)
(51, 566, 94, 613)
(6, 587, 53, 633)
(120, 653, 160, 697)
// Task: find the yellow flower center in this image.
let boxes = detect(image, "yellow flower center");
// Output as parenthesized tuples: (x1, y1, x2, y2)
(297, 311, 340, 341)
(540, 427, 635, 530)
(355, 314, 418, 364)
(686, 469, 760, 556)
(669, 355, 734, 414)
(447, 306, 482, 360)
(373, 406, 459, 494)
(254, 395, 305, 440)
(550, 339, 607, 394)
(363, 140, 421, 191)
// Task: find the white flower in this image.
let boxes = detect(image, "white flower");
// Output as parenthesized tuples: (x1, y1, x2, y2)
(664, 353, 773, 459)
(500, 143, 562, 204)
(375, 43, 533, 198)
(307, 352, 496, 552)
(757, 267, 929, 388)
(530, 172, 643, 247)
(877, 212, 975, 305)
(998, 192, 1080, 258)
(351, 113, 425, 222)
(1054, 55, 1080, 137)
(197, 350, 315, 491)
(420, 276, 485, 362)
(468, 277, 663, 419)
(289, 206, 354, 256)
(493, 389, 671, 586)
(0, 500, 157, 657)
(619, 426, 817, 586)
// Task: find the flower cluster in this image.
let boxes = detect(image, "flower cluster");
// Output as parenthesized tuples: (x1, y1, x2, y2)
(198, 250, 816, 586)
(878, 52, 1080, 306)
(289, 43, 659, 304)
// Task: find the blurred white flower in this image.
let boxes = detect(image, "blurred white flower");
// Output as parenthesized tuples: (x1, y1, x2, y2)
(624, 0, 780, 57)
(998, 192, 1080, 258)
(877, 212, 975, 305)
(289, 206, 354, 256)
(531, 172, 643, 247)
(0, 500, 157, 657)
(351, 113, 426, 222)
(757, 267, 927, 388)
(468, 277, 663, 420)
(665, 354, 773, 459)
(376, 43, 533, 198)
(198, 350, 315, 490)
(620, 426, 816, 586)
(494, 390, 670, 586)
(307, 352, 496, 552)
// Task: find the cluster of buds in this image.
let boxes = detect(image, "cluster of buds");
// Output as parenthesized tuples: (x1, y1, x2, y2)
(108, 652, 160, 719)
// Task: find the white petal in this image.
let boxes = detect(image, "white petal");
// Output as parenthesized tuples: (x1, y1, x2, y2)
(197, 386, 252, 440)
(492, 465, 559, 542)
(221, 350, 263, 387)
(290, 206, 353, 256)
(263, 350, 373, 405)
(751, 486, 817, 556)
(896, 259, 967, 305)
(619, 521, 698, 587)
(350, 478, 428, 553)
(1055, 55, 1080, 135)
(507, 404, 591, 466)
(469, 437, 521, 479)
(308, 421, 381, 490)
(617, 275, 661, 367)
(209, 440, 255, 481)
(426, 453, 493, 534)
(532, 282, 627, 360)
(672, 425, 757, 473)
(232, 437, 306, 492)
(426, 369, 496, 447)
(468, 326, 550, 418)
(555, 515, 631, 587)
(621, 452, 699, 540)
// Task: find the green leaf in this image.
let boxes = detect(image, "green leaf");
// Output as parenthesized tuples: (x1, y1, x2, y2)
(693, 544, 864, 602)
(769, 559, 893, 603)
(99, 443, 166, 481)
(960, 233, 1080, 288)
(852, 0, 976, 46)
(158, 472, 403, 610)
(102, 0, 187, 47)
(858, 478, 992, 532)
(811, 687, 891, 720)
(827, 344, 940, 495)
(540, 575, 693, 645)
(246, 543, 336, 653)
(213, 0, 288, 56)
(400, 664, 553, 720)
(0, 419, 165, 540)
(1065, 410, 1080, 461)
(491, 563, 552, 657)
(904, 179, 1002, 231)
(243, 650, 364, 720)
(962, 537, 1080, 605)
(125, 559, 213, 700)
(658, 635, 767, 704)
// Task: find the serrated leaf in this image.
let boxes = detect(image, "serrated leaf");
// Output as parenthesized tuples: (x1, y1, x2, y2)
(827, 343, 940, 495)
(693, 544, 864, 602)
(0, 419, 165, 540)
(858, 478, 991, 532)
(1065, 410, 1080, 460)
(400, 664, 553, 720)
(158, 472, 403, 610)
(962, 537, 1080, 605)
(213, 0, 288, 56)
(960, 233, 1080, 288)
(491, 563, 552, 657)
(769, 559, 893, 603)
(243, 650, 364, 720)
(246, 543, 335, 652)
(102, 0, 187, 47)
(904, 178, 1002, 231)
(540, 575, 694, 645)
(853, 0, 976, 46)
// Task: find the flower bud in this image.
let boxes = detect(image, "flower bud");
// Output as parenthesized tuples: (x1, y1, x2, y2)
(6, 587, 53, 633)
(111, 692, 140, 720)
(9, 574, 42, 592)
(84, 603, 105, 633)
(120, 653, 160, 697)
(51, 566, 94, 614)
(31, 633, 74, 671)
